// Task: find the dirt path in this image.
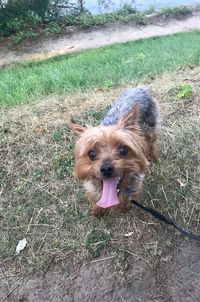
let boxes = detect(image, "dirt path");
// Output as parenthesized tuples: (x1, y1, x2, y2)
(1, 239, 200, 302)
(0, 12, 200, 67)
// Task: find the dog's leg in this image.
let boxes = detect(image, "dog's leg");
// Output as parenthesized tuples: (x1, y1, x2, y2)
(117, 174, 143, 213)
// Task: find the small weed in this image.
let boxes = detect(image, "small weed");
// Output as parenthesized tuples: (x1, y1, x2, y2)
(176, 84, 193, 99)
(86, 228, 110, 258)
(136, 52, 146, 61)
(53, 155, 73, 179)
(169, 83, 193, 100)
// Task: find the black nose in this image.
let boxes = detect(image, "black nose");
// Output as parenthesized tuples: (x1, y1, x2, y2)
(100, 163, 114, 177)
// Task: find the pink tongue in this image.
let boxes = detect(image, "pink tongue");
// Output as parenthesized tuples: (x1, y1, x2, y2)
(96, 177, 120, 208)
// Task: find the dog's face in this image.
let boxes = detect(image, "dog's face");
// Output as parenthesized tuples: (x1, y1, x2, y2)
(69, 103, 148, 182)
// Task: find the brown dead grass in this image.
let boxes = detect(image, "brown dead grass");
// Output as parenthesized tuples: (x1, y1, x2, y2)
(0, 66, 200, 283)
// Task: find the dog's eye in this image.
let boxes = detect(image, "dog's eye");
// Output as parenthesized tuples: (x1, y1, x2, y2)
(88, 150, 97, 161)
(119, 145, 128, 157)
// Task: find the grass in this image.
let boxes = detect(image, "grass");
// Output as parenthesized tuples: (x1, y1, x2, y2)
(175, 83, 193, 99)
(0, 66, 200, 279)
(0, 31, 200, 107)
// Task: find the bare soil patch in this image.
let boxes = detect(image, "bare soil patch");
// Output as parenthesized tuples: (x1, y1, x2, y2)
(0, 66, 200, 301)
(1, 240, 199, 302)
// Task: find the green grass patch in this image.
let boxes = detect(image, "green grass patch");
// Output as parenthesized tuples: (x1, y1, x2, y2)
(169, 83, 193, 100)
(0, 31, 200, 107)
(86, 228, 111, 258)
(175, 83, 193, 99)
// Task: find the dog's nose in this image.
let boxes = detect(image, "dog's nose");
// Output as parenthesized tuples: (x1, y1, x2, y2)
(100, 163, 114, 177)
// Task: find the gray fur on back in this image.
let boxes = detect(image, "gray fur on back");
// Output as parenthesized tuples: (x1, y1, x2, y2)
(101, 86, 159, 132)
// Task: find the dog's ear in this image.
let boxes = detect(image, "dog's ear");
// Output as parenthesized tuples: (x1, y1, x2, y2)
(67, 116, 85, 135)
(118, 102, 140, 129)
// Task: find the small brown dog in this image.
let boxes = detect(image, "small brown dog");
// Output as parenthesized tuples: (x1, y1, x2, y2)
(68, 87, 159, 216)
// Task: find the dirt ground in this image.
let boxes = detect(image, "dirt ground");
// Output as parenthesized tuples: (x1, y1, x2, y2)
(1, 239, 200, 302)
(0, 10, 200, 67)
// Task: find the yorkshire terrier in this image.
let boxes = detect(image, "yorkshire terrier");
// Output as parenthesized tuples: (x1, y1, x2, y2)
(68, 86, 160, 217)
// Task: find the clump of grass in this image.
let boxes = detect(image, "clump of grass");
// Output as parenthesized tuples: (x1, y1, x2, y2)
(168, 83, 193, 100)
(86, 228, 110, 258)
(175, 84, 193, 99)
(0, 31, 200, 107)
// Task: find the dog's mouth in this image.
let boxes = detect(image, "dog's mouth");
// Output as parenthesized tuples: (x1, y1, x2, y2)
(96, 174, 122, 209)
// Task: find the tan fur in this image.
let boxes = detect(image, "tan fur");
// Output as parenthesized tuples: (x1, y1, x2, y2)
(68, 104, 158, 217)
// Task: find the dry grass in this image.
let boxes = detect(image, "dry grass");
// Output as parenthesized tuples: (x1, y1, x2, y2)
(0, 66, 200, 280)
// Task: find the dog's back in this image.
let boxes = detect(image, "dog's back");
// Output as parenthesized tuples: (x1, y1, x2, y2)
(101, 86, 159, 133)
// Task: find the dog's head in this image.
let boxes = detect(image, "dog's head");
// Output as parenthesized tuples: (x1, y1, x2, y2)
(68, 103, 148, 207)
(69, 103, 148, 179)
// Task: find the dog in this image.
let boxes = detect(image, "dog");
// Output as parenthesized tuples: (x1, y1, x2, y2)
(68, 86, 160, 217)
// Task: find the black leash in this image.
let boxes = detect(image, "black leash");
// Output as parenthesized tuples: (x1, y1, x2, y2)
(131, 200, 200, 241)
